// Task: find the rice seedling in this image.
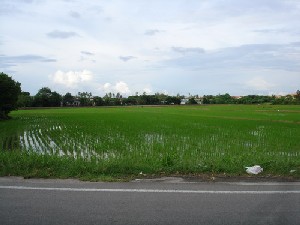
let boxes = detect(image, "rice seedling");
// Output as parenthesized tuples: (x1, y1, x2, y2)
(0, 105, 299, 179)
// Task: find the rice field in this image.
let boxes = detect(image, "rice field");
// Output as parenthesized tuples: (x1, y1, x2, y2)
(1, 105, 300, 179)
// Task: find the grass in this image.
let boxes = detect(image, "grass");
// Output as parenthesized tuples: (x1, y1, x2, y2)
(1, 105, 299, 180)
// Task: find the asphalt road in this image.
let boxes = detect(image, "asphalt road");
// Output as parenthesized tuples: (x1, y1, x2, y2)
(0, 177, 299, 225)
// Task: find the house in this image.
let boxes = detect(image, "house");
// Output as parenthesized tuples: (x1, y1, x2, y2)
(181, 97, 203, 105)
(180, 99, 189, 105)
(73, 100, 80, 106)
(194, 98, 203, 104)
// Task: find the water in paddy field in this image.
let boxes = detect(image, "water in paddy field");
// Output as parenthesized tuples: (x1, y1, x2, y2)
(1, 122, 122, 161)
(1, 123, 300, 159)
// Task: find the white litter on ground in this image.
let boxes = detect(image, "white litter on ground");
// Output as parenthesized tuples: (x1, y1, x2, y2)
(245, 165, 263, 175)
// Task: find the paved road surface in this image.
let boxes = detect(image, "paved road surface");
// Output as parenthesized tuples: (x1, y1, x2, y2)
(0, 177, 299, 225)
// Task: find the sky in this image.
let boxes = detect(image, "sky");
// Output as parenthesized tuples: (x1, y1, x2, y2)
(1, 0, 300, 97)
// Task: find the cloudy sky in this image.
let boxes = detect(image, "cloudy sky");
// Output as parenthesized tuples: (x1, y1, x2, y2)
(1, 0, 300, 96)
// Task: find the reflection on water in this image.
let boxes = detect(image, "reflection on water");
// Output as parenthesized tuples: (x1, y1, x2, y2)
(21, 129, 103, 160)
(2, 124, 105, 161)
(1, 123, 299, 160)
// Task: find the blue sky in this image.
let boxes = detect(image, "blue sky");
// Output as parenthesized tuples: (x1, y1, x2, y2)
(1, 0, 300, 96)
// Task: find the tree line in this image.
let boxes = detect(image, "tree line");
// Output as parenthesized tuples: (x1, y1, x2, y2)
(1, 72, 300, 119)
(16, 88, 183, 107)
(17, 87, 300, 108)
(202, 93, 300, 105)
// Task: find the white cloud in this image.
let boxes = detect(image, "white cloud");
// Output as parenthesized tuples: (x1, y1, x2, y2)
(50, 70, 132, 95)
(50, 70, 93, 88)
(115, 81, 130, 94)
(103, 83, 112, 91)
(246, 77, 275, 91)
(101, 81, 131, 94)
(143, 88, 152, 94)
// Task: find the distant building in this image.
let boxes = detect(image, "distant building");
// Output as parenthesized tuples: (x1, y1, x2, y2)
(194, 98, 203, 104)
(180, 97, 203, 105)
(180, 99, 189, 105)
(73, 100, 80, 106)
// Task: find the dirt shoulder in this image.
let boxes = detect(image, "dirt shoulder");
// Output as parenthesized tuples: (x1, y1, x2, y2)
(135, 173, 300, 183)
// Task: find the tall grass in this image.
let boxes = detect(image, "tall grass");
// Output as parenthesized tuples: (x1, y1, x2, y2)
(1, 105, 299, 179)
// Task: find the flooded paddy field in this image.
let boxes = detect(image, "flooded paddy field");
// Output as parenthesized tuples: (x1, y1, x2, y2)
(1, 105, 299, 179)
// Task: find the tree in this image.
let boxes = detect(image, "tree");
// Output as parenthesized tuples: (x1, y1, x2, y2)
(17, 92, 33, 108)
(0, 72, 21, 119)
(112, 98, 122, 105)
(126, 96, 138, 105)
(296, 90, 300, 102)
(78, 92, 93, 106)
(93, 96, 104, 106)
(33, 87, 52, 107)
(214, 93, 233, 104)
(187, 97, 197, 104)
(154, 92, 167, 104)
(202, 95, 215, 104)
(166, 96, 181, 105)
(139, 94, 160, 105)
(33, 87, 61, 107)
(49, 91, 62, 107)
(63, 92, 74, 106)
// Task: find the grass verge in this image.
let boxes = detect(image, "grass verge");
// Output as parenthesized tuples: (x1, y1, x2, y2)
(0, 150, 299, 181)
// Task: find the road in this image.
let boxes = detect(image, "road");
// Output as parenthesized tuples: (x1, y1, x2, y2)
(0, 177, 299, 225)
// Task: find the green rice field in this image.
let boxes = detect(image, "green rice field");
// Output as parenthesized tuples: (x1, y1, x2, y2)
(1, 105, 300, 180)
